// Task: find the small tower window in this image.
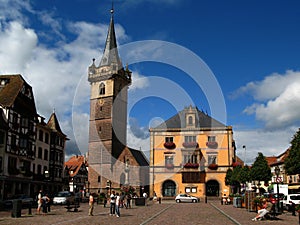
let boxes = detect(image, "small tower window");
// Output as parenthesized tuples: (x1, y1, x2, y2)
(99, 83, 105, 95)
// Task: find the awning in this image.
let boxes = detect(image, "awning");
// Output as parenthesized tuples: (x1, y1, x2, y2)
(288, 185, 300, 190)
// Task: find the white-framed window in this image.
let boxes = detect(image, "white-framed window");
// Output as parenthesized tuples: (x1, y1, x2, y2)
(165, 137, 173, 142)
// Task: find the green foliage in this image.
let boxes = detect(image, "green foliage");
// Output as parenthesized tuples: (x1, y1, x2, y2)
(239, 166, 251, 183)
(225, 169, 233, 185)
(250, 152, 272, 182)
(285, 129, 300, 175)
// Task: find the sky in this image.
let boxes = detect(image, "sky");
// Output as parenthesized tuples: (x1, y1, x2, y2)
(1, 0, 300, 164)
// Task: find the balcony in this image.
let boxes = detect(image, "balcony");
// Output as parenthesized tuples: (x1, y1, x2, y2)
(206, 141, 218, 149)
(164, 142, 176, 150)
(183, 163, 199, 169)
(182, 142, 199, 148)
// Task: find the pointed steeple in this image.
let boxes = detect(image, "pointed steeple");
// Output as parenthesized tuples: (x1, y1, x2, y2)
(99, 6, 122, 69)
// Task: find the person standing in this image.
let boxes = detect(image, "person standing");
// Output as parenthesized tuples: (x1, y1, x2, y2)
(109, 191, 116, 216)
(115, 192, 120, 217)
(88, 193, 94, 216)
(36, 190, 42, 215)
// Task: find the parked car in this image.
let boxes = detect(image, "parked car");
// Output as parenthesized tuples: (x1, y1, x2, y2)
(175, 194, 199, 203)
(53, 191, 75, 205)
(4, 194, 34, 208)
(282, 194, 300, 211)
(263, 193, 284, 204)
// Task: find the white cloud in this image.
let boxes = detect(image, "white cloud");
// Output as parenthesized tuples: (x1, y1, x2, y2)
(234, 128, 295, 165)
(235, 70, 300, 130)
(130, 71, 150, 91)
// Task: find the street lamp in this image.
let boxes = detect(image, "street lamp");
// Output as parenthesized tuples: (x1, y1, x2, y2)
(275, 166, 280, 213)
(106, 180, 111, 197)
(242, 145, 246, 166)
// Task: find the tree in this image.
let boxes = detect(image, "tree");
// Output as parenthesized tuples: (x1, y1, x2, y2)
(239, 166, 251, 184)
(285, 129, 300, 175)
(250, 152, 272, 183)
(225, 169, 233, 186)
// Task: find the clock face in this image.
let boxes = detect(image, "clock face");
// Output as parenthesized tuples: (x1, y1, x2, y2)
(98, 99, 104, 105)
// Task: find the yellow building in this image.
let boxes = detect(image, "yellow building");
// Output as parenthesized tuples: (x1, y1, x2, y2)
(149, 106, 235, 200)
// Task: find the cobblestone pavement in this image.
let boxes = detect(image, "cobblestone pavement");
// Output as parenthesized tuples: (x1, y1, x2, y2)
(0, 200, 298, 225)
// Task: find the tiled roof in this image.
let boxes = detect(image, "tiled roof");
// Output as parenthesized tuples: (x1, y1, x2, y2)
(0, 74, 24, 107)
(65, 155, 86, 177)
(152, 105, 226, 130)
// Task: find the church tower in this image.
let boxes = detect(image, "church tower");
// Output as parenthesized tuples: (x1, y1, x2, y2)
(87, 8, 132, 192)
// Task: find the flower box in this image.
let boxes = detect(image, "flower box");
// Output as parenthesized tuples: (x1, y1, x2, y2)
(206, 141, 218, 149)
(232, 162, 241, 168)
(165, 163, 174, 169)
(164, 142, 176, 149)
(183, 163, 199, 169)
(182, 142, 199, 148)
(208, 163, 218, 170)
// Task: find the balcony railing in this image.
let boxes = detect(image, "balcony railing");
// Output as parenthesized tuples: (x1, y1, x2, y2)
(183, 163, 199, 169)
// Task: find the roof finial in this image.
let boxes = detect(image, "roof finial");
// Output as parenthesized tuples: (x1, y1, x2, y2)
(111, 1, 114, 14)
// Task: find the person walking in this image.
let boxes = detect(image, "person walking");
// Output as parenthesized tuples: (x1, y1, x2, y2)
(88, 193, 94, 216)
(115, 192, 121, 217)
(109, 191, 116, 216)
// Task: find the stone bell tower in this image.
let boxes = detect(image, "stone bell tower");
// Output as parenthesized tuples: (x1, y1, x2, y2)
(87, 7, 132, 193)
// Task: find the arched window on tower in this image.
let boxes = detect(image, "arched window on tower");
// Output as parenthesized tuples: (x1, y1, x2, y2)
(99, 83, 105, 95)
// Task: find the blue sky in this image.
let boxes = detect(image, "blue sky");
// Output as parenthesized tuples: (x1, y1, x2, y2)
(1, 0, 300, 164)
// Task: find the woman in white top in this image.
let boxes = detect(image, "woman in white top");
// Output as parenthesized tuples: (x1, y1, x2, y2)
(115, 192, 120, 217)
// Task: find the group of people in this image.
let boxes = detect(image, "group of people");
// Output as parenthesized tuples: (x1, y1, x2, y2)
(36, 190, 51, 215)
(89, 191, 145, 217)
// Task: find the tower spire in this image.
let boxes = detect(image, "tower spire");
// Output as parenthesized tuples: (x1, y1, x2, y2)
(99, 4, 122, 69)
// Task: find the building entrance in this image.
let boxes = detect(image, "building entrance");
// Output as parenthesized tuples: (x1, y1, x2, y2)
(206, 180, 220, 196)
(162, 180, 176, 197)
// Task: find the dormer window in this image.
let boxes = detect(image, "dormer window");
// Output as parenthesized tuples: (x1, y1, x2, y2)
(99, 83, 105, 95)
(188, 116, 193, 125)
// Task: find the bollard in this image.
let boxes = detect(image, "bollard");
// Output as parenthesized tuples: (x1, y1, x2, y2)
(28, 201, 32, 215)
(205, 196, 207, 203)
(158, 197, 161, 204)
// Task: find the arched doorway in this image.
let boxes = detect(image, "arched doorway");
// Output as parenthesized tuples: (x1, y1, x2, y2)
(206, 180, 220, 196)
(162, 180, 176, 197)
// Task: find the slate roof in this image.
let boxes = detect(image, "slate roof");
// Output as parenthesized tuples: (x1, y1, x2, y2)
(99, 9, 122, 69)
(152, 105, 226, 130)
(128, 148, 149, 166)
(47, 112, 64, 134)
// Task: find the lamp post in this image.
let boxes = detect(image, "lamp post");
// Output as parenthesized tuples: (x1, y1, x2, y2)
(242, 145, 246, 166)
(106, 180, 111, 198)
(275, 166, 280, 214)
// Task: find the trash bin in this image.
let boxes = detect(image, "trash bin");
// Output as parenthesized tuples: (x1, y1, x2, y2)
(11, 200, 22, 218)
(134, 197, 146, 206)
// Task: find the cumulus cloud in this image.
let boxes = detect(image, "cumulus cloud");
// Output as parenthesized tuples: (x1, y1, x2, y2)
(233, 70, 300, 130)
(0, 0, 131, 156)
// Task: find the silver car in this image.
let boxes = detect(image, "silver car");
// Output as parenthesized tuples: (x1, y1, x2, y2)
(53, 191, 75, 205)
(175, 194, 199, 203)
